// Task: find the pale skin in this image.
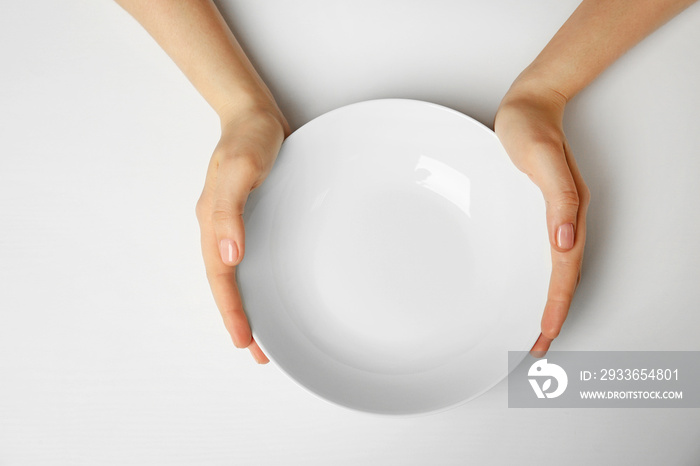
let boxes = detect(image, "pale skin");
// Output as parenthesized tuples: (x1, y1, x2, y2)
(495, 0, 697, 354)
(115, 0, 697, 362)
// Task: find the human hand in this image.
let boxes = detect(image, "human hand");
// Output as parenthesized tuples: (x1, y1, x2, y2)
(196, 105, 290, 363)
(494, 80, 590, 356)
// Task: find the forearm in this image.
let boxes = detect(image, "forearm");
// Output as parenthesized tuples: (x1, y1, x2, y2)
(114, 0, 281, 123)
(513, 0, 697, 101)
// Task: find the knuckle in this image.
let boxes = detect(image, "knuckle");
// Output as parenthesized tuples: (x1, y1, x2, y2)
(549, 293, 574, 311)
(195, 195, 207, 221)
(553, 189, 580, 209)
(221, 151, 264, 179)
(522, 139, 561, 166)
(238, 153, 264, 176)
(213, 195, 243, 215)
(528, 138, 563, 156)
(206, 269, 235, 281)
(210, 204, 238, 228)
(219, 306, 241, 323)
(579, 183, 591, 208)
(547, 275, 579, 315)
(553, 254, 583, 280)
(556, 257, 584, 276)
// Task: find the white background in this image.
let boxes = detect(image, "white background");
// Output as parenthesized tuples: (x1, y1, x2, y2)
(2, 0, 700, 464)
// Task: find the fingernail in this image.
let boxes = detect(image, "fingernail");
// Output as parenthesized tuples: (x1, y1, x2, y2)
(556, 223, 575, 250)
(220, 239, 238, 265)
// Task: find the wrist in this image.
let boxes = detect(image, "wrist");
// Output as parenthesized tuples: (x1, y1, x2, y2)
(499, 67, 569, 121)
(509, 41, 599, 104)
(216, 90, 290, 138)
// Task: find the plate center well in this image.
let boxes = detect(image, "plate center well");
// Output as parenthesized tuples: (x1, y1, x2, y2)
(285, 180, 493, 374)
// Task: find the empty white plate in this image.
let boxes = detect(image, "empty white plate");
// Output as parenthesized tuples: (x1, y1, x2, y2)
(237, 99, 550, 415)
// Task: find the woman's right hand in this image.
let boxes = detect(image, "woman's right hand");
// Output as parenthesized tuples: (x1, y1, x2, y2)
(195, 104, 290, 363)
(495, 82, 590, 356)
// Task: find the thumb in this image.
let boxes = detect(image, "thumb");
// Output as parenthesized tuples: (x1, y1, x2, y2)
(528, 143, 580, 252)
(212, 156, 259, 266)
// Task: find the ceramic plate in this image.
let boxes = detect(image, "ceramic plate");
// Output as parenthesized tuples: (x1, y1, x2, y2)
(237, 99, 550, 415)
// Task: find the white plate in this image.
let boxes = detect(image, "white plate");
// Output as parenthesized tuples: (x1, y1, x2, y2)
(238, 99, 550, 415)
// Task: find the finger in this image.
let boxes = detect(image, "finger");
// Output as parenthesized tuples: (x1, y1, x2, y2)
(211, 155, 260, 267)
(525, 141, 580, 253)
(540, 166, 589, 341)
(541, 249, 581, 341)
(562, 140, 590, 295)
(562, 140, 591, 217)
(199, 214, 252, 349)
(247, 338, 269, 364)
(530, 333, 552, 357)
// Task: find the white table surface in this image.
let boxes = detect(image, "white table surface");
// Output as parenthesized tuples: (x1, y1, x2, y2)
(2, 1, 699, 464)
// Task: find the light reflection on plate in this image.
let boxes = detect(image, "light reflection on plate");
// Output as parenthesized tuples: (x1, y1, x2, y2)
(238, 99, 550, 415)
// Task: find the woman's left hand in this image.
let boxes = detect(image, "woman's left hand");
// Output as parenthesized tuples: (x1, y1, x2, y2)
(494, 80, 591, 356)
